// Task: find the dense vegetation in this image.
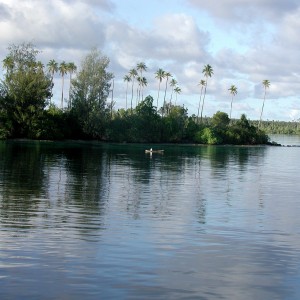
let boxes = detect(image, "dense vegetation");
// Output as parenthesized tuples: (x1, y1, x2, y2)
(0, 42, 288, 145)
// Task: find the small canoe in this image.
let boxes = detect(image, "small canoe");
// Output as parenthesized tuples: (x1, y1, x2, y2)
(145, 149, 164, 153)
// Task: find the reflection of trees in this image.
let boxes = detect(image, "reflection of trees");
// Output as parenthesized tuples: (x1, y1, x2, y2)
(0, 141, 47, 228)
(47, 144, 108, 237)
(0, 141, 268, 233)
(105, 145, 207, 221)
(0, 141, 107, 236)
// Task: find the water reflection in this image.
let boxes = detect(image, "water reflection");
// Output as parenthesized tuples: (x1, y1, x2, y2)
(0, 140, 300, 299)
(0, 142, 269, 229)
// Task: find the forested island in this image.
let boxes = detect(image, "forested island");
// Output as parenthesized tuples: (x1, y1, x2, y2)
(0, 43, 298, 144)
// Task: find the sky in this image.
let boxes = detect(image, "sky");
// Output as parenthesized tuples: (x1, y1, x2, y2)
(0, 0, 300, 121)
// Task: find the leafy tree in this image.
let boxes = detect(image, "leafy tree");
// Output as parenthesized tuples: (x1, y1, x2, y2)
(211, 111, 230, 129)
(228, 84, 237, 119)
(162, 104, 188, 142)
(59, 61, 68, 109)
(70, 48, 113, 138)
(259, 79, 270, 127)
(3, 56, 14, 74)
(195, 127, 222, 145)
(227, 114, 268, 145)
(200, 64, 214, 122)
(135, 95, 160, 142)
(0, 42, 52, 138)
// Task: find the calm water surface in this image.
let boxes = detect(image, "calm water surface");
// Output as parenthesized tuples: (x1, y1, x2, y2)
(1, 136, 300, 299)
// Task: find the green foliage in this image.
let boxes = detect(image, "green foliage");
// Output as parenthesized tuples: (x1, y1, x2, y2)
(226, 114, 269, 145)
(211, 111, 230, 129)
(162, 104, 188, 142)
(0, 43, 276, 144)
(194, 127, 222, 145)
(0, 43, 52, 138)
(251, 120, 300, 134)
(184, 117, 201, 141)
(70, 48, 113, 139)
(107, 96, 161, 143)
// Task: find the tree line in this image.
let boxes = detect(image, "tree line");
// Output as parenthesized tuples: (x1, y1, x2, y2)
(0, 42, 278, 144)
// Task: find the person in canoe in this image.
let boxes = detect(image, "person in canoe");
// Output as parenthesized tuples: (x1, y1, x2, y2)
(145, 148, 164, 153)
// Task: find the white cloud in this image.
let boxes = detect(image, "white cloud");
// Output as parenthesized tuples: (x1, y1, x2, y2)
(0, 0, 300, 120)
(187, 0, 298, 23)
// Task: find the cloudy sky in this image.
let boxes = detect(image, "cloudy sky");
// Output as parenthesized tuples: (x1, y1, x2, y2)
(0, 0, 300, 121)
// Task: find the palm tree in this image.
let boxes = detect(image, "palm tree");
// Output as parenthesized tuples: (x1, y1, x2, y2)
(228, 84, 238, 119)
(163, 72, 172, 110)
(155, 68, 166, 111)
(123, 74, 131, 110)
(67, 62, 77, 108)
(136, 76, 142, 106)
(136, 62, 147, 77)
(259, 79, 270, 127)
(59, 61, 68, 109)
(200, 64, 214, 122)
(174, 86, 181, 106)
(169, 78, 177, 105)
(129, 68, 138, 111)
(137, 62, 147, 101)
(197, 79, 206, 123)
(139, 76, 147, 101)
(47, 59, 58, 104)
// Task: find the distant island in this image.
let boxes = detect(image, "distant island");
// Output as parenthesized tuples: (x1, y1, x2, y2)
(0, 42, 298, 145)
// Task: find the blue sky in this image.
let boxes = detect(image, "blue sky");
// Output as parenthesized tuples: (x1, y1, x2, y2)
(0, 0, 300, 121)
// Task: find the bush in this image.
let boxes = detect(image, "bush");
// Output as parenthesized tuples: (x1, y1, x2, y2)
(194, 127, 222, 145)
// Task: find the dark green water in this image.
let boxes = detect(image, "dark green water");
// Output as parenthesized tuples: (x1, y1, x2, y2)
(1, 137, 300, 299)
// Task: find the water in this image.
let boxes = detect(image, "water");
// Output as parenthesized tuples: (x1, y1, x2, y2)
(0, 137, 300, 299)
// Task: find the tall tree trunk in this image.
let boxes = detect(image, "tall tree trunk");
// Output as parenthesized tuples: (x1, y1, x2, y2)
(200, 81, 208, 123)
(61, 75, 65, 109)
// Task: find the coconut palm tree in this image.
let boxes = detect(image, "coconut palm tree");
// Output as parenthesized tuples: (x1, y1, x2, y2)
(139, 76, 147, 101)
(174, 86, 181, 106)
(129, 68, 138, 111)
(137, 62, 147, 101)
(136, 62, 147, 77)
(200, 64, 214, 122)
(155, 68, 166, 111)
(136, 76, 142, 106)
(228, 84, 238, 119)
(163, 72, 172, 110)
(123, 74, 131, 110)
(197, 79, 206, 123)
(59, 61, 68, 109)
(259, 79, 270, 127)
(169, 78, 177, 105)
(67, 62, 77, 108)
(47, 59, 58, 105)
